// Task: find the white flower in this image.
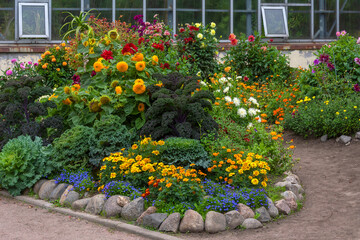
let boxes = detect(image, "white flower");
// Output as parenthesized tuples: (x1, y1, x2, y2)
(223, 86, 229, 93)
(210, 22, 216, 28)
(233, 97, 240, 106)
(227, 83, 232, 87)
(199, 81, 207, 86)
(215, 89, 220, 93)
(195, 23, 201, 28)
(224, 96, 232, 103)
(219, 77, 228, 84)
(237, 108, 247, 118)
(248, 108, 257, 116)
(213, 37, 217, 42)
(210, 29, 216, 36)
(248, 97, 259, 106)
(247, 123, 253, 129)
(197, 33, 203, 39)
(236, 76, 242, 80)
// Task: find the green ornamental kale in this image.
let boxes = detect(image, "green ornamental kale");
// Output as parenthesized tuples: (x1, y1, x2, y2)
(140, 73, 218, 140)
(0, 135, 54, 196)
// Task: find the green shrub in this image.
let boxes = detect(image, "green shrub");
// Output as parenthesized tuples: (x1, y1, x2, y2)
(224, 32, 291, 84)
(140, 73, 218, 140)
(52, 125, 95, 171)
(284, 95, 360, 138)
(0, 135, 54, 196)
(89, 115, 136, 167)
(160, 137, 210, 169)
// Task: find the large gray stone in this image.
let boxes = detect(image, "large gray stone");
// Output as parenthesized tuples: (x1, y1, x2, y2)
(320, 134, 328, 142)
(142, 213, 168, 229)
(136, 206, 157, 225)
(284, 175, 300, 185)
(59, 185, 74, 205)
(236, 203, 255, 219)
(159, 212, 181, 233)
(103, 195, 123, 218)
(285, 198, 298, 211)
(63, 191, 80, 207)
(117, 196, 130, 207)
(241, 218, 262, 229)
(274, 181, 292, 188)
(121, 197, 144, 221)
(355, 131, 360, 140)
(179, 209, 204, 233)
(337, 135, 352, 144)
(224, 210, 244, 229)
(285, 184, 299, 198)
(255, 206, 271, 223)
(205, 211, 226, 234)
(38, 180, 58, 200)
(72, 198, 91, 210)
(275, 199, 291, 215)
(266, 197, 279, 218)
(85, 194, 106, 215)
(33, 179, 48, 195)
(50, 183, 69, 201)
(281, 191, 298, 201)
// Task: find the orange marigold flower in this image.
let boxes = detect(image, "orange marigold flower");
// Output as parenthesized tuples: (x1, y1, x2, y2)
(62, 62, 67, 66)
(289, 145, 295, 149)
(133, 83, 146, 94)
(138, 102, 145, 112)
(135, 79, 144, 85)
(131, 52, 144, 61)
(61, 43, 66, 47)
(224, 66, 231, 72)
(135, 61, 146, 71)
(116, 61, 128, 72)
(56, 68, 60, 71)
(93, 61, 104, 72)
(64, 86, 71, 94)
(73, 84, 81, 91)
(115, 86, 123, 94)
(51, 58, 56, 62)
(62, 98, 72, 105)
(152, 55, 159, 65)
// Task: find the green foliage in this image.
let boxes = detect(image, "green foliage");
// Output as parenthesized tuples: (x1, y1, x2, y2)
(175, 22, 220, 80)
(300, 33, 360, 98)
(140, 73, 218, 140)
(224, 32, 291, 84)
(284, 95, 360, 138)
(0, 75, 63, 149)
(60, 10, 97, 40)
(160, 137, 210, 169)
(0, 136, 54, 196)
(36, 44, 74, 88)
(89, 115, 137, 167)
(52, 125, 95, 171)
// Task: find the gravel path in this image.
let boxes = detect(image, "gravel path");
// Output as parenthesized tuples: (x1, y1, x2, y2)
(1, 134, 359, 240)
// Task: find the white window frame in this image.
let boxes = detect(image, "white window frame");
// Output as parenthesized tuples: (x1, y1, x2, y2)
(261, 6, 289, 38)
(18, 2, 49, 38)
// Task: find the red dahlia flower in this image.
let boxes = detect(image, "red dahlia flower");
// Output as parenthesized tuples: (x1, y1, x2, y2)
(101, 49, 113, 60)
(248, 35, 255, 42)
(122, 43, 138, 55)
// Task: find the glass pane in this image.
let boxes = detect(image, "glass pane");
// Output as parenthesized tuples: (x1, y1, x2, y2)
(22, 5, 46, 35)
(146, 11, 169, 25)
(264, 9, 286, 35)
(314, 1, 336, 39)
(147, 0, 168, 8)
(340, 0, 360, 37)
(262, 0, 285, 3)
(234, 0, 257, 36)
(177, 1, 201, 27)
(0, 0, 13, 8)
(147, 0, 171, 25)
(52, 10, 80, 40)
(116, 0, 143, 24)
(52, 0, 80, 8)
(0, 9, 14, 40)
(205, 1, 230, 39)
(288, 0, 311, 3)
(288, 6, 311, 39)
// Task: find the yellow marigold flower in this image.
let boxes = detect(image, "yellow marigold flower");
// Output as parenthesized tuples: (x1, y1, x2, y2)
(138, 103, 145, 112)
(260, 169, 267, 174)
(89, 47, 94, 54)
(157, 140, 165, 146)
(62, 98, 72, 105)
(115, 86, 123, 95)
(183, 178, 189, 182)
(152, 55, 159, 65)
(93, 61, 103, 72)
(133, 83, 146, 94)
(166, 182, 172, 188)
(83, 41, 89, 47)
(261, 181, 267, 187)
(135, 61, 146, 71)
(132, 144, 138, 150)
(116, 61, 128, 72)
(64, 86, 71, 94)
(61, 43, 66, 47)
(251, 178, 259, 185)
(73, 84, 81, 91)
(135, 79, 144, 85)
(131, 53, 144, 62)
(253, 170, 260, 176)
(152, 150, 159, 155)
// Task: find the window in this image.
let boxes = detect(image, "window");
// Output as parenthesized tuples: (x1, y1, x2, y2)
(261, 6, 289, 37)
(18, 2, 49, 38)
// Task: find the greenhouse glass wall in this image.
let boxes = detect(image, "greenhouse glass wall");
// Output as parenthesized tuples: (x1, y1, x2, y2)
(0, 0, 360, 43)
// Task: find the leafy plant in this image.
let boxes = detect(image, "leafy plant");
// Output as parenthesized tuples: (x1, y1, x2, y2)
(60, 10, 98, 40)
(0, 75, 63, 149)
(224, 32, 291, 84)
(140, 73, 218, 140)
(0, 136, 54, 196)
(51, 125, 95, 171)
(88, 115, 137, 167)
(159, 137, 210, 169)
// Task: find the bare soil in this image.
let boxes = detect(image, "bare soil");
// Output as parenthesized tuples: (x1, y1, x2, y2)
(1, 133, 360, 240)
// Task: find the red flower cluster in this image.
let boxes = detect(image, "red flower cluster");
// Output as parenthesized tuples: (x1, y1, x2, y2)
(184, 37, 194, 44)
(152, 43, 164, 51)
(188, 25, 199, 31)
(122, 43, 138, 55)
(248, 35, 255, 42)
(229, 33, 238, 45)
(138, 37, 145, 45)
(160, 63, 170, 69)
(101, 49, 113, 60)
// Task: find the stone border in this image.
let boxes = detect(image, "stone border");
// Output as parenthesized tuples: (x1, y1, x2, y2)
(0, 190, 182, 240)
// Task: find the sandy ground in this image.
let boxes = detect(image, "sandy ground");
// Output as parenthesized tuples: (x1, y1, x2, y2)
(1, 133, 360, 240)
